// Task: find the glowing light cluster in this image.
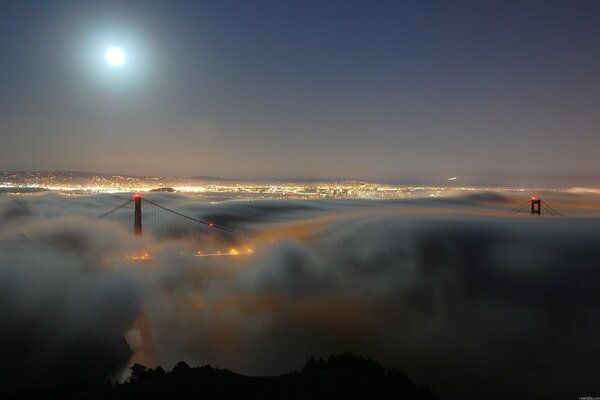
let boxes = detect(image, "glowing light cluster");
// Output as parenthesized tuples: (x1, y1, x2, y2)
(189, 248, 255, 257)
(125, 248, 255, 261)
(127, 252, 150, 261)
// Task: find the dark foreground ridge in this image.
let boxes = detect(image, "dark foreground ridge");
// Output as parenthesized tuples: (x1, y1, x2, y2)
(7, 353, 437, 400)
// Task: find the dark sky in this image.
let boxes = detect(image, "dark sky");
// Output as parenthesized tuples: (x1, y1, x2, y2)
(1, 1, 599, 186)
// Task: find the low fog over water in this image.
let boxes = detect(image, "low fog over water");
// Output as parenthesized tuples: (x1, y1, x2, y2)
(1, 191, 600, 399)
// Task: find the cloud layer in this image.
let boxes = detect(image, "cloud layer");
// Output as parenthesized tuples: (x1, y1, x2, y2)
(2, 192, 600, 399)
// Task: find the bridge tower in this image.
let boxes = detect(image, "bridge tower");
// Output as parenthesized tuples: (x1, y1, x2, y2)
(131, 193, 158, 367)
(531, 197, 541, 215)
(134, 193, 142, 236)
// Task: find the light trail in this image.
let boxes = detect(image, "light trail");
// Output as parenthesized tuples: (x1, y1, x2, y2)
(187, 251, 253, 258)
(125, 248, 254, 261)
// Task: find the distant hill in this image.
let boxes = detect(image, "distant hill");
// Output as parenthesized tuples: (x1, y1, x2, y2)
(188, 175, 230, 181)
(0, 171, 231, 183)
(148, 187, 176, 193)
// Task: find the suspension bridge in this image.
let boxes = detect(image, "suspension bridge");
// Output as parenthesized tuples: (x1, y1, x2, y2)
(98, 193, 260, 243)
(98, 194, 563, 243)
(510, 196, 562, 216)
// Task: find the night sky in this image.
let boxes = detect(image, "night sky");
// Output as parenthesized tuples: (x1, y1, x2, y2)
(1, 0, 599, 186)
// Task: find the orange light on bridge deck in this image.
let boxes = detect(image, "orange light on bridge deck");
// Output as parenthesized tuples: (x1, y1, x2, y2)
(247, 248, 254, 254)
(229, 249, 239, 255)
(127, 252, 150, 260)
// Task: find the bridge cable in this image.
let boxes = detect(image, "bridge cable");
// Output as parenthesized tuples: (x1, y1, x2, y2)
(142, 198, 263, 240)
(97, 199, 133, 220)
(542, 202, 562, 217)
(510, 201, 531, 213)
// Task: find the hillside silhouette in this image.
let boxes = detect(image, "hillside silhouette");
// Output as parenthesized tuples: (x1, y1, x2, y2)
(6, 353, 437, 399)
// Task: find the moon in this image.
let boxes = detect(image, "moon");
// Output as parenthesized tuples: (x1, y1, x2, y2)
(105, 47, 125, 66)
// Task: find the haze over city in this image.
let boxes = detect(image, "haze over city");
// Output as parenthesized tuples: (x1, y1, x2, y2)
(2, 1, 600, 186)
(2, 1, 600, 400)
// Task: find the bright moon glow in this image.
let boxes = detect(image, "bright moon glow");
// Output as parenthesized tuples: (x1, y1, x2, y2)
(105, 47, 125, 66)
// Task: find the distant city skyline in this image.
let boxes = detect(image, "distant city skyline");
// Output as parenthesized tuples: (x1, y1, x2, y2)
(1, 1, 599, 186)
(2, 169, 598, 190)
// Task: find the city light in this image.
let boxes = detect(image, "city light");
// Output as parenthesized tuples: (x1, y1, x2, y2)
(126, 252, 150, 261)
(1, 171, 529, 200)
(125, 248, 255, 261)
